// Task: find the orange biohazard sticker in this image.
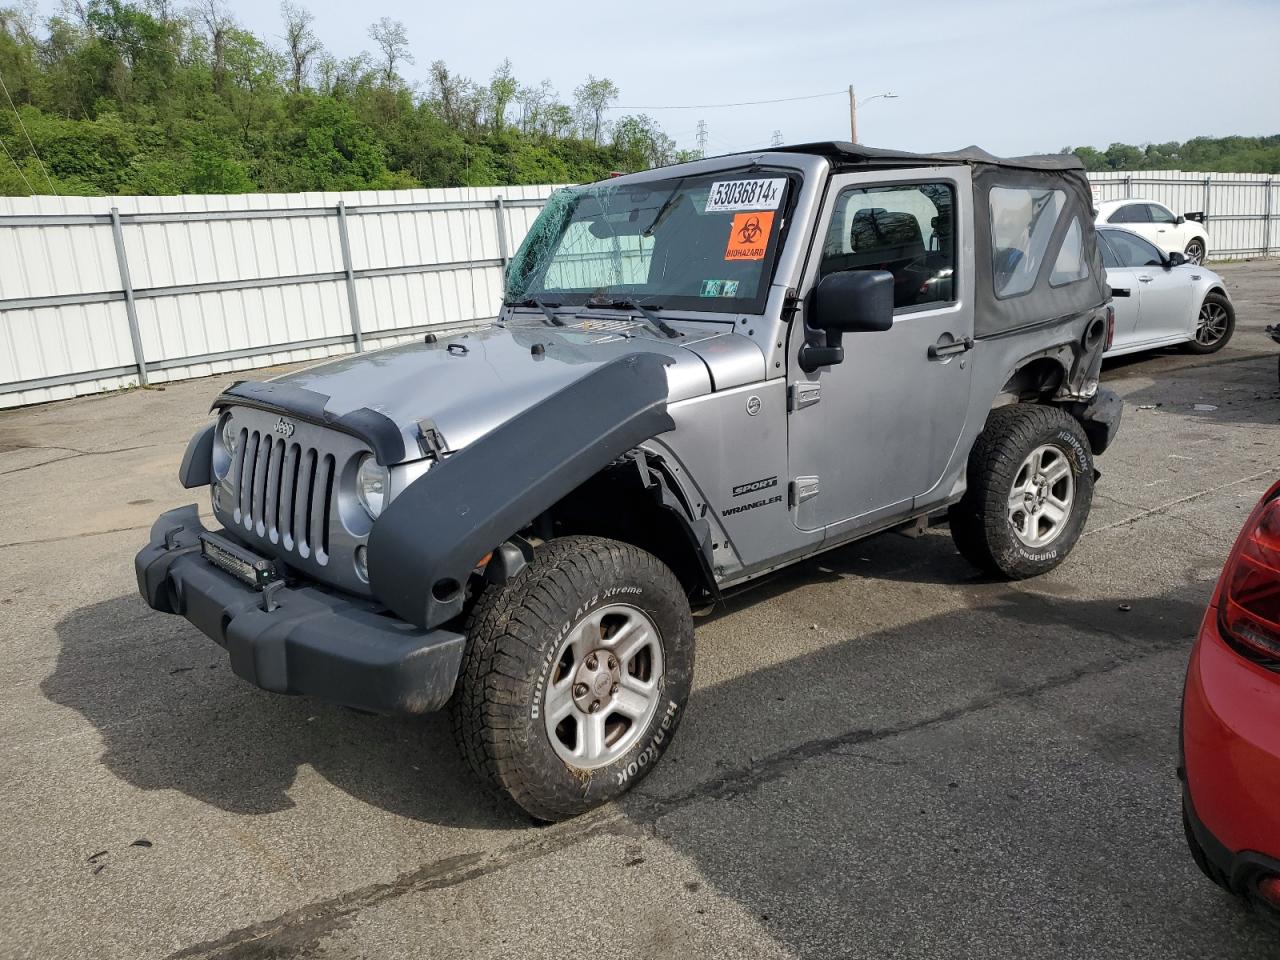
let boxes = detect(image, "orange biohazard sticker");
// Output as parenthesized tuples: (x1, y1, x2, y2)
(724, 211, 775, 261)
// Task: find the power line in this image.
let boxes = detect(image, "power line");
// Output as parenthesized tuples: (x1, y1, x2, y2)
(0, 134, 37, 194)
(0, 65, 54, 194)
(607, 89, 845, 112)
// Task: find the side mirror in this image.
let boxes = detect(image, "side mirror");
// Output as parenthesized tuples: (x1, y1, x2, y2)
(811, 270, 895, 333)
(1176, 215, 1186, 225)
(799, 270, 894, 372)
(1166, 251, 1188, 269)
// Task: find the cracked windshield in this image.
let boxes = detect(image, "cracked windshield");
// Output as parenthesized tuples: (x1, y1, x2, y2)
(505, 173, 794, 313)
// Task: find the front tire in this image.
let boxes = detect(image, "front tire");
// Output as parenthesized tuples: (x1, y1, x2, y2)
(450, 535, 694, 822)
(949, 404, 1095, 579)
(1184, 238, 1206, 266)
(1185, 291, 1235, 354)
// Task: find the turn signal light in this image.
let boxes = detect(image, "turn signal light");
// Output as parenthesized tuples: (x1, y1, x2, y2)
(1221, 485, 1280, 662)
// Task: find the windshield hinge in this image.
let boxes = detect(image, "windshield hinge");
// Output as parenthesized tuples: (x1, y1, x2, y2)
(781, 287, 801, 323)
(788, 381, 821, 411)
(790, 476, 820, 506)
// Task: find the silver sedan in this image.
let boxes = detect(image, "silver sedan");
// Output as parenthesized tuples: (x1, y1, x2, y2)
(1100, 226, 1235, 357)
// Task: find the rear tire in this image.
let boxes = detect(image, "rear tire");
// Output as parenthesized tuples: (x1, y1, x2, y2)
(450, 535, 694, 822)
(949, 404, 1094, 579)
(1184, 291, 1235, 354)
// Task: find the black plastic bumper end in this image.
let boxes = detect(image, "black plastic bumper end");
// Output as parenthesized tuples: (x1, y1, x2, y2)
(1077, 386, 1123, 456)
(135, 506, 464, 716)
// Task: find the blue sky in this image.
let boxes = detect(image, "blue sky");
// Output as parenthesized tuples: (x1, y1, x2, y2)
(43, 0, 1280, 156)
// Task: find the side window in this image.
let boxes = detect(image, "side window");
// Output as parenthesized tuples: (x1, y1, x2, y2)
(1146, 203, 1177, 225)
(1102, 230, 1163, 268)
(1097, 232, 1122, 269)
(1108, 204, 1150, 224)
(819, 182, 956, 309)
(989, 186, 1066, 298)
(1049, 217, 1090, 287)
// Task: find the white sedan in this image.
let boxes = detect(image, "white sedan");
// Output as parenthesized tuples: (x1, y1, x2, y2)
(1095, 198, 1210, 265)
(1100, 226, 1235, 357)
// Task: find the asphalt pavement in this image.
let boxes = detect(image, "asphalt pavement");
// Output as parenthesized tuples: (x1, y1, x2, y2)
(2, 261, 1279, 959)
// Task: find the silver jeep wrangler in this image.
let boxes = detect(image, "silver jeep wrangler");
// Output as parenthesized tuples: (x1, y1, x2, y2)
(137, 143, 1122, 821)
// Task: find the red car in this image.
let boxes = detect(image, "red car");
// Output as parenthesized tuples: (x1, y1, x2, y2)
(1182, 477, 1280, 926)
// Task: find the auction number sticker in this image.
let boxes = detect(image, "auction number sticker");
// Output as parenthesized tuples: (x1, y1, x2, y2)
(705, 178, 785, 213)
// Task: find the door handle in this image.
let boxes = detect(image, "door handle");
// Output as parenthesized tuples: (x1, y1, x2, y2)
(928, 336, 974, 360)
(1138, 275, 1154, 283)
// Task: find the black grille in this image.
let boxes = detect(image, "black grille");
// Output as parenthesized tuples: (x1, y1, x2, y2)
(229, 429, 335, 564)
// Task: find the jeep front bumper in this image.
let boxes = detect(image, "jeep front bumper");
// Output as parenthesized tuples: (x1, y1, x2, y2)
(134, 505, 465, 715)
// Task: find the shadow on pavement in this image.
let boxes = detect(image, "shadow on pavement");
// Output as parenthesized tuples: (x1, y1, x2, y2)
(42, 532, 1279, 955)
(626, 572, 1279, 958)
(43, 594, 520, 830)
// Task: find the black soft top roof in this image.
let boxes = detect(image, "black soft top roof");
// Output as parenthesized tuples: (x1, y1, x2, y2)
(764, 141, 1083, 173)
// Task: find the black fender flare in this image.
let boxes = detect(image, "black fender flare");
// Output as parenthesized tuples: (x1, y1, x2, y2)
(178, 423, 214, 489)
(366, 353, 676, 630)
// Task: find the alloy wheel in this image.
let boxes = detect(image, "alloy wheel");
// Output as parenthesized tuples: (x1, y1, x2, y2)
(1196, 300, 1230, 346)
(1007, 444, 1075, 549)
(542, 603, 665, 769)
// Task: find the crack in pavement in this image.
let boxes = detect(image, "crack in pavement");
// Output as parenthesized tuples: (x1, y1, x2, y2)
(1084, 465, 1280, 537)
(0, 512, 215, 550)
(0, 442, 171, 477)
(165, 634, 1182, 960)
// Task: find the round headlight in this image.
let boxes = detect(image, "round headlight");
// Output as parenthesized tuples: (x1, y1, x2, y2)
(213, 414, 236, 480)
(219, 414, 237, 455)
(356, 454, 390, 519)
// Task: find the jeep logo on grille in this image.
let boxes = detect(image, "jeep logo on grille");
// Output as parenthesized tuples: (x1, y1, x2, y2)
(273, 417, 296, 439)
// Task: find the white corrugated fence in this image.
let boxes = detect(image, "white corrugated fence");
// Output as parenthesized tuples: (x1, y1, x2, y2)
(0, 185, 558, 408)
(1088, 170, 1278, 258)
(1, 169, 1276, 408)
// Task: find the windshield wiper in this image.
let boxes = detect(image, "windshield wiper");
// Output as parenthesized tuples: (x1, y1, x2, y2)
(585, 296, 681, 339)
(508, 297, 566, 326)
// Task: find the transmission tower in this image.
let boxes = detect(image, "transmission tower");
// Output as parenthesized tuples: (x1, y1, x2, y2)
(696, 119, 708, 158)
(771, 130, 783, 147)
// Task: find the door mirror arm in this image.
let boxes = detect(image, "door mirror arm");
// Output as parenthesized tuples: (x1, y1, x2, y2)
(798, 317, 844, 373)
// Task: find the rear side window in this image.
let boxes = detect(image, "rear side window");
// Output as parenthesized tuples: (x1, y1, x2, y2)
(989, 186, 1066, 298)
(1097, 232, 1121, 269)
(1049, 217, 1089, 287)
(1108, 203, 1151, 224)
(819, 182, 956, 309)
(1101, 229, 1164, 268)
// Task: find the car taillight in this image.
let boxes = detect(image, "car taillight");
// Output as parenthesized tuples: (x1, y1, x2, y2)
(1105, 305, 1116, 351)
(1221, 486, 1280, 661)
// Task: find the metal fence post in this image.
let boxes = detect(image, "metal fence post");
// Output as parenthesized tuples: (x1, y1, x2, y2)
(494, 196, 510, 269)
(335, 201, 364, 353)
(1203, 176, 1212, 235)
(1264, 178, 1273, 258)
(109, 207, 149, 386)
(1124, 174, 1132, 199)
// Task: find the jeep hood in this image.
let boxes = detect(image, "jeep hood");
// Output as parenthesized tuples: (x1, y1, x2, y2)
(267, 318, 764, 460)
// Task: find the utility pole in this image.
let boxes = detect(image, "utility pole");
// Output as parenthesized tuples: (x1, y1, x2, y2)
(696, 119, 708, 158)
(771, 130, 783, 147)
(848, 84, 857, 143)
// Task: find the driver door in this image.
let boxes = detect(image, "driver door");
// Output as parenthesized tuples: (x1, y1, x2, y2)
(786, 169, 974, 535)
